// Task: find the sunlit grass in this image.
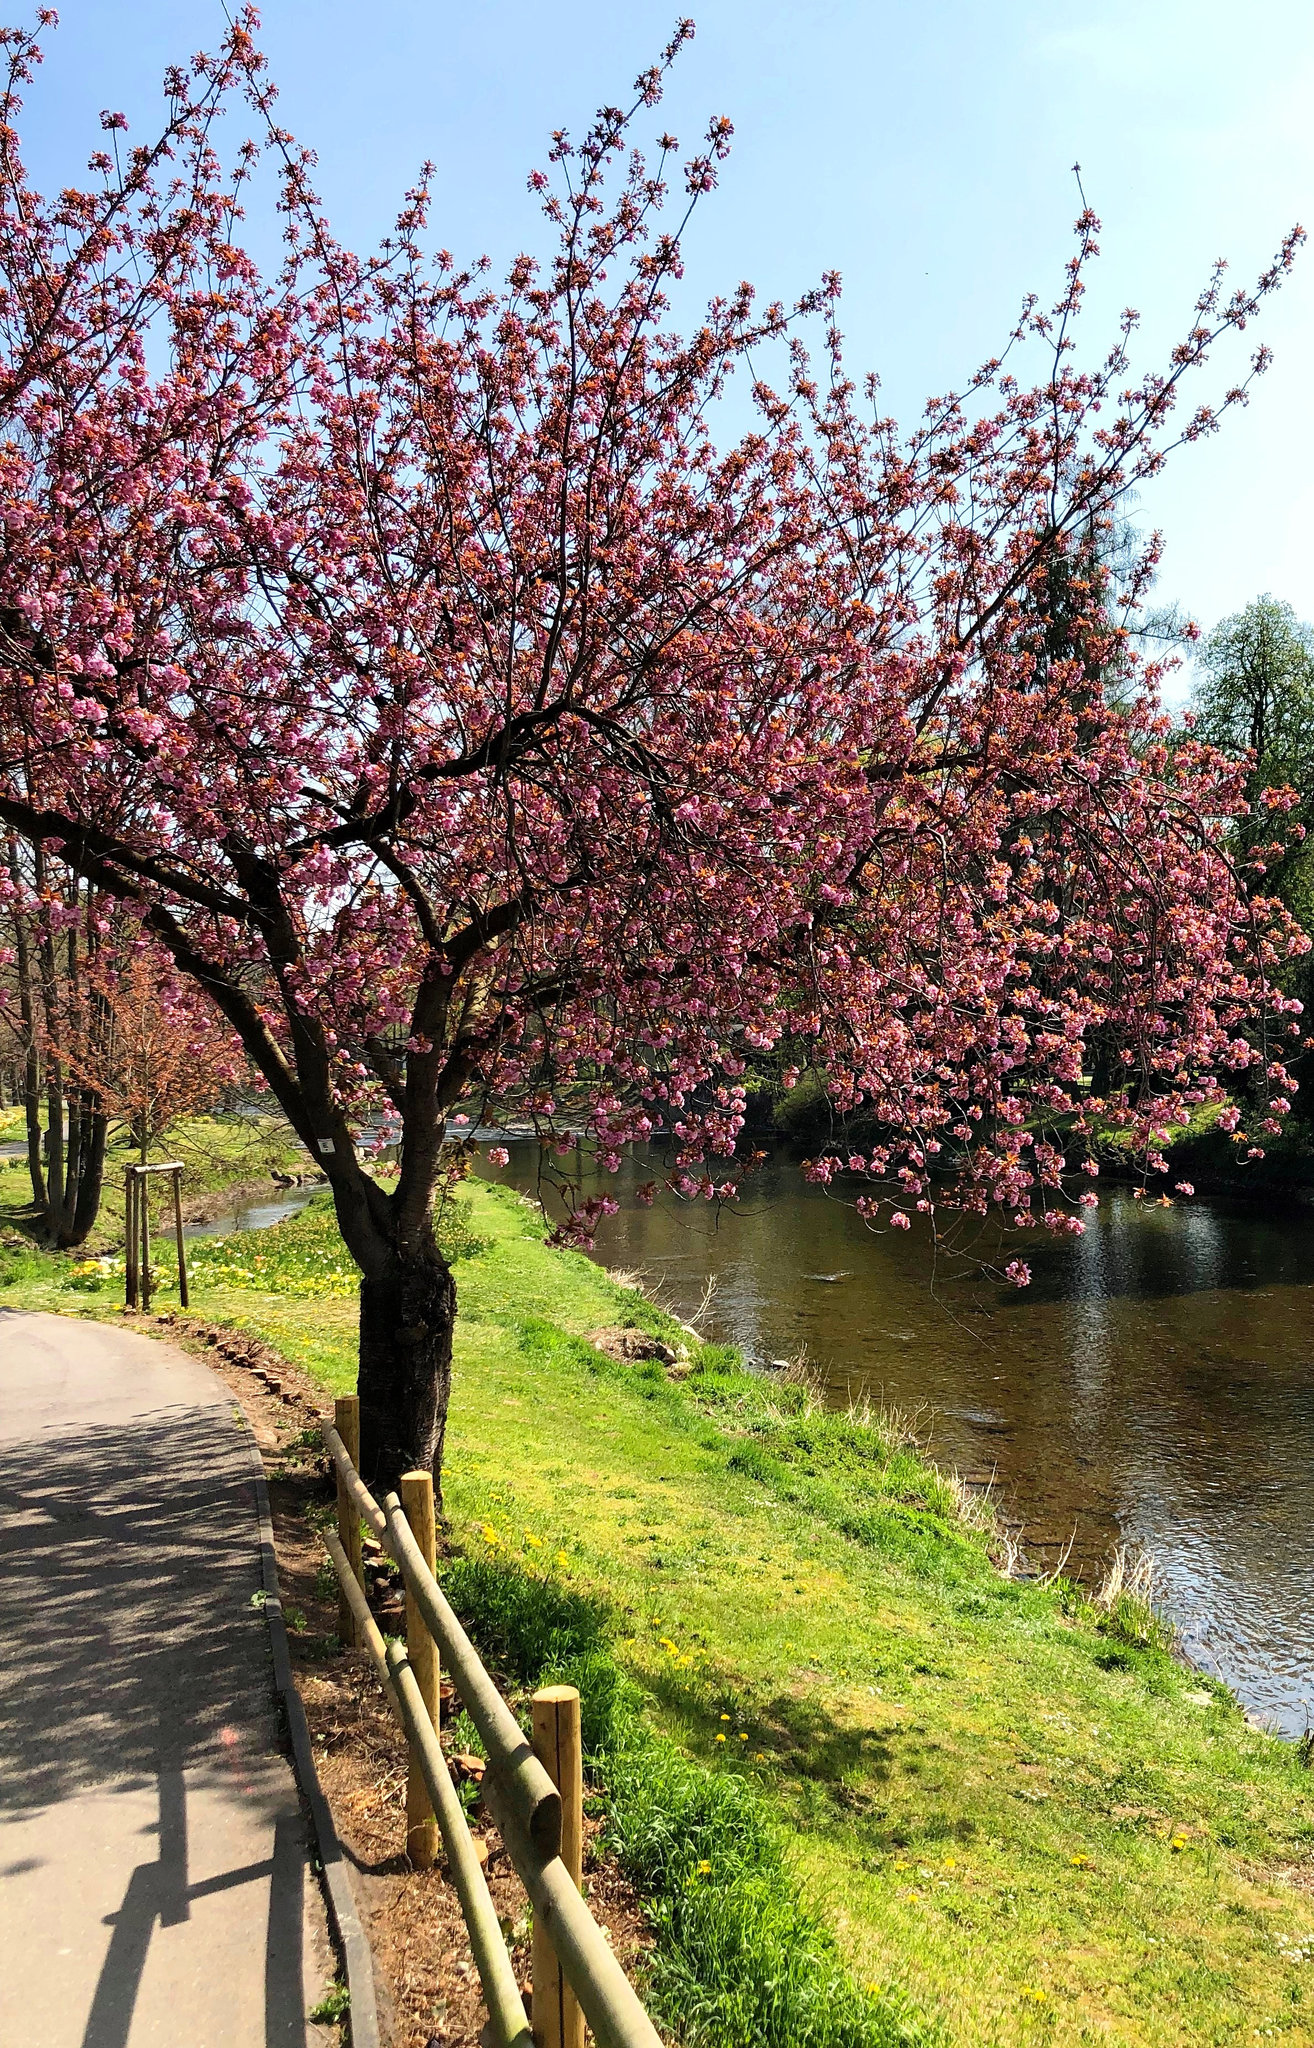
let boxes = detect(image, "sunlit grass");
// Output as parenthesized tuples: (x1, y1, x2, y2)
(442, 1549, 932, 2047)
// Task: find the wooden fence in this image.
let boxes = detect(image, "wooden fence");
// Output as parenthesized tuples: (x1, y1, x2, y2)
(322, 1400, 664, 2048)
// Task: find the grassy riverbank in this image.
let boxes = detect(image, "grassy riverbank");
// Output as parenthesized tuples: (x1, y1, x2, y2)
(3, 1180, 1313, 2044)
(0, 1109, 310, 1242)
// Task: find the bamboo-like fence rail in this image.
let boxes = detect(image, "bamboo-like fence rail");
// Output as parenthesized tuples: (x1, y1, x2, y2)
(322, 1400, 664, 2048)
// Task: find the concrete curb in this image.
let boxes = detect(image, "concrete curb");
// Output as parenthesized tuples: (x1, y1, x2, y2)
(239, 1412, 384, 2048)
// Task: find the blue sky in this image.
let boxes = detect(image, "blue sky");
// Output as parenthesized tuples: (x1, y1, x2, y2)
(20, 2, 1314, 671)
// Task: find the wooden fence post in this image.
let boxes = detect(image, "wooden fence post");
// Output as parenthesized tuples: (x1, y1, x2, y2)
(531, 1685, 584, 2048)
(171, 1165, 189, 1309)
(139, 1171, 152, 1312)
(400, 1470, 439, 1871)
(334, 1395, 363, 1648)
(124, 1168, 139, 1309)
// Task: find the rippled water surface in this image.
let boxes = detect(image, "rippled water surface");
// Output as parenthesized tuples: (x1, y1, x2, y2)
(486, 1145, 1314, 1736)
(183, 1187, 316, 1238)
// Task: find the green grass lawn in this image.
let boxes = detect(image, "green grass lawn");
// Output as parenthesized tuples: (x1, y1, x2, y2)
(4, 1179, 1312, 2045)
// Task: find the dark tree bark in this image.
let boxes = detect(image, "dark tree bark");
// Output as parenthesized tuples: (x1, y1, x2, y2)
(321, 1137, 456, 1498)
(68, 1105, 107, 1244)
(356, 1224, 456, 1503)
(6, 836, 45, 1209)
(7, 844, 108, 1245)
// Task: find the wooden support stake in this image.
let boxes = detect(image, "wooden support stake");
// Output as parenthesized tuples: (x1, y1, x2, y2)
(139, 1171, 151, 1312)
(531, 1685, 584, 2048)
(401, 1470, 439, 1871)
(172, 1165, 189, 1309)
(334, 1395, 363, 1647)
(125, 1168, 139, 1309)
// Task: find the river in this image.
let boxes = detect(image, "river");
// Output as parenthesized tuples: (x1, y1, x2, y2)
(482, 1142, 1314, 1739)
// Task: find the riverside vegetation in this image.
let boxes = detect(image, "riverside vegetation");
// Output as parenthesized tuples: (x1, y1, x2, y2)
(3, 1161, 1313, 2045)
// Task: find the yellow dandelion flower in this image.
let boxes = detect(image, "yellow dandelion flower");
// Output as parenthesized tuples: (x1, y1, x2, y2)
(524, 1532, 543, 1548)
(480, 1523, 499, 1546)
(719, 1713, 730, 1721)
(696, 1859, 711, 1875)
(715, 1733, 726, 1743)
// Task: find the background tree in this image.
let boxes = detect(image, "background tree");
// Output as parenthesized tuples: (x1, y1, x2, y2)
(0, 843, 236, 1236)
(1190, 595, 1314, 915)
(1, 836, 111, 1243)
(0, 18, 1302, 1488)
(58, 946, 240, 1164)
(1188, 593, 1314, 1118)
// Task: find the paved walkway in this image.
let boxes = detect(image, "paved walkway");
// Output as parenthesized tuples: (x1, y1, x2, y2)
(0, 1311, 333, 2047)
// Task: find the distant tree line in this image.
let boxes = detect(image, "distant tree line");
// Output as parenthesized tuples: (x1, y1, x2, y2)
(1187, 595, 1314, 1122)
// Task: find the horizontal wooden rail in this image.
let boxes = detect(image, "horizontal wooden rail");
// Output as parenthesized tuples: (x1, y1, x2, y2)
(324, 1529, 532, 2048)
(381, 1489, 562, 1857)
(324, 1422, 387, 1539)
(480, 1774, 665, 2048)
(322, 1424, 561, 1856)
(323, 1524, 400, 1712)
(322, 1420, 665, 2048)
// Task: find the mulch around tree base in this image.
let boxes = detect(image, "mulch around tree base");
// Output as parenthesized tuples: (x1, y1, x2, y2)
(142, 1309, 654, 2048)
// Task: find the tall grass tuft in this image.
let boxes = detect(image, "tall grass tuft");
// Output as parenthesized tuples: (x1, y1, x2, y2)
(1094, 1544, 1175, 1653)
(441, 1551, 936, 2048)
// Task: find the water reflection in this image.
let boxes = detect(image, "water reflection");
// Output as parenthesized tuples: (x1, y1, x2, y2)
(483, 1145, 1314, 1737)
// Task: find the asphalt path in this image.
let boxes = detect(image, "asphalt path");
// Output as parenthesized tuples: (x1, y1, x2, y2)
(0, 1310, 333, 2047)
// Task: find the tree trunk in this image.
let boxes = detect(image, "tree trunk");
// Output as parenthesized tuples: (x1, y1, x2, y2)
(22, 1048, 44, 1208)
(6, 836, 45, 1209)
(43, 1074, 65, 1225)
(66, 1105, 107, 1247)
(62, 1098, 85, 1227)
(356, 1226, 456, 1504)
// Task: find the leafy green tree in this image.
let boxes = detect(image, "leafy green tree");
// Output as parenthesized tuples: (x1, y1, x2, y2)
(1189, 596, 1314, 1133)
(1190, 595, 1314, 926)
